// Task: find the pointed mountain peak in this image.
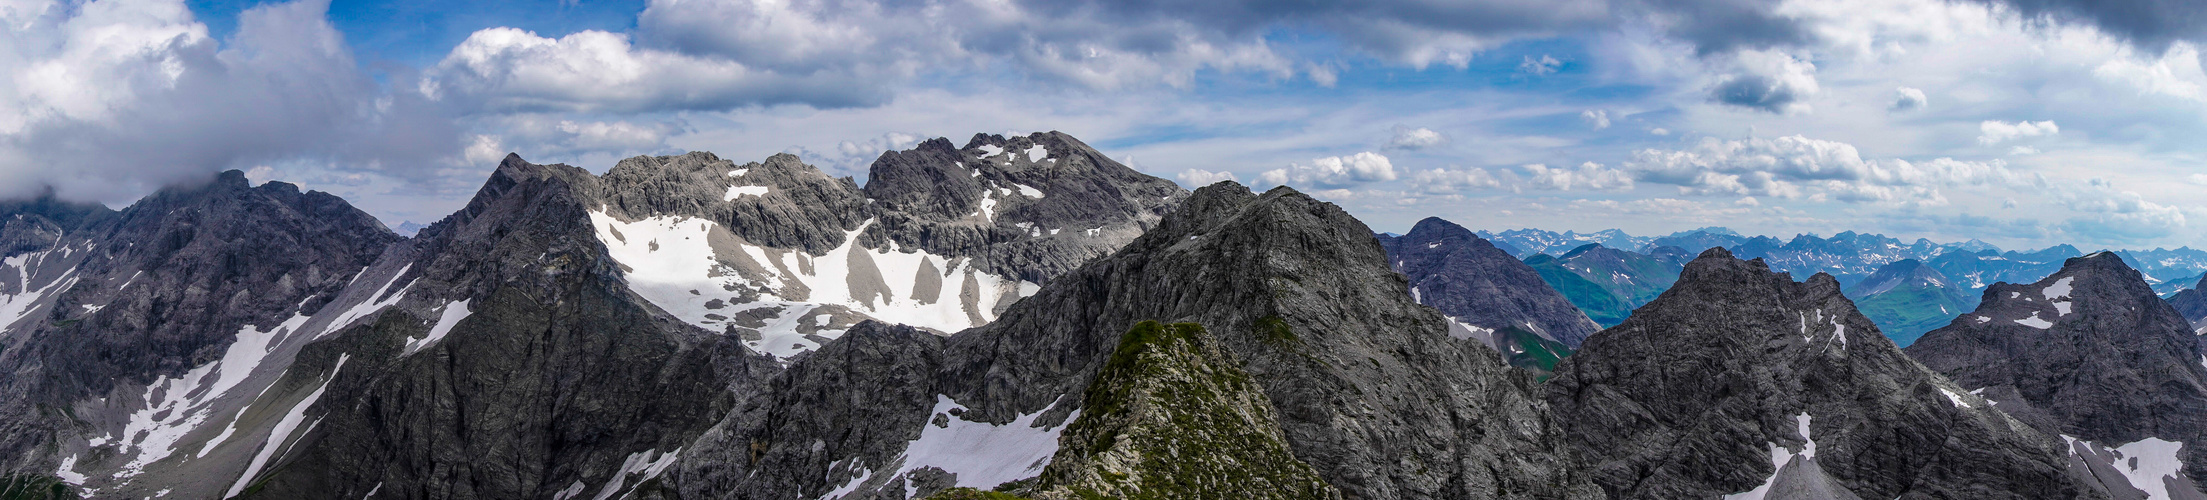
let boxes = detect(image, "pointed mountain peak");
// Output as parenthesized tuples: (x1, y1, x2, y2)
(1551, 248, 2093, 499)
(1384, 215, 1599, 351)
(1559, 242, 1603, 259)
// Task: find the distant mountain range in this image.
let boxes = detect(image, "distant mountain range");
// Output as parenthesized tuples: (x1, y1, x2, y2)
(1477, 226, 2207, 343)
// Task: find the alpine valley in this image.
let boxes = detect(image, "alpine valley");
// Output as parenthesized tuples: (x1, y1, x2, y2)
(5, 130, 2207, 500)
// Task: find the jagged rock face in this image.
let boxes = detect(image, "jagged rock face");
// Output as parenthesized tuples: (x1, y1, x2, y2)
(1547, 248, 2092, 499)
(232, 155, 776, 500)
(598, 151, 871, 254)
(1026, 321, 1337, 500)
(695, 182, 1595, 500)
(865, 132, 1185, 284)
(1845, 259, 1976, 347)
(1907, 252, 2207, 493)
(0, 171, 400, 496)
(1379, 218, 1591, 375)
(2169, 275, 2207, 332)
(584, 132, 1184, 360)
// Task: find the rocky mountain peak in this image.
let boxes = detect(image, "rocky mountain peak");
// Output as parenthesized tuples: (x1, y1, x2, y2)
(1907, 248, 2207, 496)
(1547, 247, 2091, 499)
(1379, 216, 1598, 359)
(2170, 275, 2207, 332)
(729, 181, 1600, 499)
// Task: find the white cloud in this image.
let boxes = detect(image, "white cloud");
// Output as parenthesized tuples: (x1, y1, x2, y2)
(0, 0, 462, 203)
(1407, 167, 1499, 193)
(1624, 135, 2022, 203)
(2007, 146, 2040, 155)
(1709, 49, 1820, 114)
(1581, 109, 1611, 129)
(1890, 87, 1927, 111)
(424, 28, 888, 113)
(1649, 128, 1671, 135)
(1176, 168, 1238, 187)
(1976, 120, 2059, 145)
(1519, 54, 1561, 75)
(1257, 151, 1396, 188)
(1521, 162, 1634, 191)
(1384, 126, 1445, 150)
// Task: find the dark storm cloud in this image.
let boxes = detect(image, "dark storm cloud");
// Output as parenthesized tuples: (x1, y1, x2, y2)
(1974, 0, 2207, 52)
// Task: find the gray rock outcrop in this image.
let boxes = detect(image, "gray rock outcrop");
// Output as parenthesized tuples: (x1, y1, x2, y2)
(1907, 252, 2207, 495)
(1547, 247, 2095, 499)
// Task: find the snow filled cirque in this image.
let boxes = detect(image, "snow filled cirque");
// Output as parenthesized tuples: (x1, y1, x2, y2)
(589, 212, 1039, 360)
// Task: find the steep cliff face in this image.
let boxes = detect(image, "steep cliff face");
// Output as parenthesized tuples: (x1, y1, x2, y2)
(672, 182, 1597, 500)
(1547, 248, 2094, 499)
(1379, 217, 1600, 362)
(1908, 252, 2207, 497)
(230, 156, 773, 500)
(0, 171, 400, 498)
(865, 132, 1186, 284)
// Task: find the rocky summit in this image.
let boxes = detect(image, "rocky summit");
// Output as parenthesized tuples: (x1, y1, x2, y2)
(1380, 217, 1599, 371)
(670, 182, 1595, 499)
(1546, 247, 2091, 499)
(1908, 252, 2207, 498)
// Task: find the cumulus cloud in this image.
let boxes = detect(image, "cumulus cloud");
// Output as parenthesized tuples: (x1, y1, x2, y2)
(1384, 126, 1445, 150)
(1407, 167, 1500, 193)
(1624, 135, 2023, 203)
(0, 0, 462, 203)
(1176, 168, 1239, 187)
(1977, 120, 2059, 145)
(1709, 50, 1820, 114)
(1522, 162, 1635, 191)
(1257, 152, 1396, 188)
(1891, 87, 1927, 111)
(2051, 178, 2187, 241)
(423, 28, 890, 113)
(1581, 109, 1611, 129)
(1519, 54, 1562, 75)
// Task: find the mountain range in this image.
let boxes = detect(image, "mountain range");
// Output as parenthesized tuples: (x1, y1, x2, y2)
(2, 130, 2202, 499)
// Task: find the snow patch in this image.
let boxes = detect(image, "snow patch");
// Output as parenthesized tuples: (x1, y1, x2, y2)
(588, 213, 1037, 361)
(591, 448, 682, 500)
(887, 395, 1077, 491)
(320, 264, 414, 339)
(227, 354, 351, 498)
(1023, 145, 1047, 162)
(113, 313, 311, 479)
(1941, 387, 1972, 408)
(2015, 311, 2054, 329)
(402, 300, 474, 356)
(975, 144, 1004, 158)
(727, 168, 749, 177)
(1013, 183, 1044, 198)
(54, 454, 84, 485)
(2044, 277, 2074, 300)
(724, 185, 771, 200)
(1725, 413, 1818, 500)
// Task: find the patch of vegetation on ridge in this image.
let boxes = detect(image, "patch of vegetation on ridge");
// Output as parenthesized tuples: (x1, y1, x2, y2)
(0, 474, 74, 500)
(1020, 320, 1337, 499)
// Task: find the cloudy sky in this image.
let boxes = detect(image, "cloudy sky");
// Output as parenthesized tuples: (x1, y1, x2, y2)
(2, 0, 2204, 250)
